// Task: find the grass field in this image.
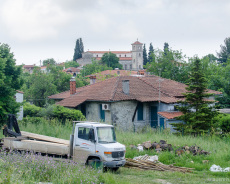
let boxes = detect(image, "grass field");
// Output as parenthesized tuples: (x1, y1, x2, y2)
(0, 117, 229, 184)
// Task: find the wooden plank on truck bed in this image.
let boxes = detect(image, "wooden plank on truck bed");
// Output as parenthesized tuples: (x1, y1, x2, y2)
(3, 139, 69, 156)
(21, 131, 69, 145)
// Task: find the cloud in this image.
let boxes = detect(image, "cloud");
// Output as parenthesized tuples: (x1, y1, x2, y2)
(1, 0, 71, 41)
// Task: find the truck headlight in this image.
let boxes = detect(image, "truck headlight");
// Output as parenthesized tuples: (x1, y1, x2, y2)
(104, 151, 112, 158)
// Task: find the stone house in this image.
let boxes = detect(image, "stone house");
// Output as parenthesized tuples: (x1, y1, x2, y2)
(76, 40, 144, 71)
(49, 76, 221, 132)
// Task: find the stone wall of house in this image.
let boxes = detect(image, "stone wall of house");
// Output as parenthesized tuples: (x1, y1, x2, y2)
(86, 102, 101, 122)
(15, 92, 23, 120)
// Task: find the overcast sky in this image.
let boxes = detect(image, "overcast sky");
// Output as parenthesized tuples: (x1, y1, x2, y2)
(0, 0, 230, 65)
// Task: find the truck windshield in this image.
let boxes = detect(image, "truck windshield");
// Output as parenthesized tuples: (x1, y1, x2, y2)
(97, 127, 116, 143)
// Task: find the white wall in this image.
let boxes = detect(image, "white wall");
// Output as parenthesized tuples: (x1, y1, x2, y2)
(15, 92, 23, 120)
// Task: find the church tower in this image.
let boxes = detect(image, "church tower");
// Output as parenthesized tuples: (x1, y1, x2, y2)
(131, 40, 143, 71)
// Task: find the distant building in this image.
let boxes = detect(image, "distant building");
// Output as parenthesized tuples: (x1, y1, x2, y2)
(63, 67, 81, 77)
(77, 40, 144, 71)
(22, 65, 36, 74)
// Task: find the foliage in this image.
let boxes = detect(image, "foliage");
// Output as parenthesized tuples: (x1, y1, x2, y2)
(148, 43, 154, 63)
(101, 52, 123, 69)
(172, 58, 219, 135)
(73, 38, 84, 61)
(52, 105, 85, 121)
(146, 48, 189, 83)
(23, 70, 57, 107)
(163, 42, 169, 55)
(218, 114, 230, 134)
(0, 150, 100, 183)
(81, 60, 112, 76)
(23, 103, 85, 121)
(217, 37, 230, 64)
(0, 43, 23, 125)
(42, 58, 56, 66)
(23, 102, 42, 117)
(64, 60, 79, 68)
(143, 44, 148, 65)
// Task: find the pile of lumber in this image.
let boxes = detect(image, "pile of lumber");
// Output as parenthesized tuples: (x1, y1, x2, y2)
(125, 157, 194, 173)
(175, 145, 210, 156)
(2, 131, 69, 156)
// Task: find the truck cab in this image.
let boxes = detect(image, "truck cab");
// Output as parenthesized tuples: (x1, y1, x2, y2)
(72, 122, 126, 169)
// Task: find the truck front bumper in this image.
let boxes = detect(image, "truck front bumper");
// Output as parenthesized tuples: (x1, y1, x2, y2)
(103, 159, 126, 168)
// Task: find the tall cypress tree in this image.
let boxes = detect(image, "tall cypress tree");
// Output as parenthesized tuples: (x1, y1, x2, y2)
(143, 44, 148, 65)
(164, 42, 169, 56)
(172, 58, 219, 135)
(73, 38, 84, 61)
(73, 39, 80, 61)
(79, 38, 84, 58)
(148, 43, 154, 63)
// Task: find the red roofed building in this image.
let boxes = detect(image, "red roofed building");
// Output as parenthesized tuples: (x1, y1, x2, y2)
(77, 40, 143, 71)
(49, 75, 221, 131)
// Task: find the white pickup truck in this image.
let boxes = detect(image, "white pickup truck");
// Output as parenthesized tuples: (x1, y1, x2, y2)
(2, 121, 126, 171)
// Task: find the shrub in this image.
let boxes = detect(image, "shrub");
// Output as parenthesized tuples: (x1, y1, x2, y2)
(23, 103, 42, 117)
(52, 105, 85, 121)
(219, 114, 230, 133)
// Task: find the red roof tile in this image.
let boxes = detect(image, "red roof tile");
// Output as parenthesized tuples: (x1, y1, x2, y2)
(49, 75, 222, 108)
(87, 51, 131, 54)
(158, 111, 183, 119)
(131, 41, 143, 45)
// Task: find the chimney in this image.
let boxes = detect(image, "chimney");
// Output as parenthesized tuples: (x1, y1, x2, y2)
(70, 77, 76, 95)
(90, 75, 96, 84)
(122, 80, 129, 95)
(139, 70, 145, 75)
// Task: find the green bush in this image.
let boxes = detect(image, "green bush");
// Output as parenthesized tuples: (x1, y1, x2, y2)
(219, 114, 230, 133)
(52, 105, 85, 121)
(23, 103, 42, 117)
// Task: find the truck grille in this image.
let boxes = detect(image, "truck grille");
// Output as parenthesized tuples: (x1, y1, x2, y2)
(112, 151, 125, 158)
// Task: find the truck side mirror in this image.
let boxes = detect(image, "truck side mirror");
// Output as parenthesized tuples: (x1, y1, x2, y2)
(88, 129, 96, 143)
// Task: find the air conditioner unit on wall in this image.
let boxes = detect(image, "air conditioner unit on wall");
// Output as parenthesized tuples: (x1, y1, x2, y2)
(102, 104, 110, 111)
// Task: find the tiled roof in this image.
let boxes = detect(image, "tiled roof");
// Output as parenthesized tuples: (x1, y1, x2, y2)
(87, 51, 131, 54)
(63, 67, 80, 73)
(49, 76, 222, 108)
(158, 111, 183, 119)
(131, 41, 143, 45)
(85, 70, 138, 79)
(23, 65, 35, 68)
(16, 90, 24, 94)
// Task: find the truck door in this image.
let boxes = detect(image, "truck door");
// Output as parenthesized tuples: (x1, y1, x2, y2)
(73, 127, 96, 164)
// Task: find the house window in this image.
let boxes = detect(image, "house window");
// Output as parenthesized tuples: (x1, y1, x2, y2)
(139, 65, 141, 69)
(125, 65, 127, 70)
(119, 55, 121, 57)
(137, 103, 144, 121)
(96, 55, 98, 57)
(130, 64, 132, 70)
(100, 104, 105, 121)
(139, 53, 141, 57)
(125, 54, 126, 57)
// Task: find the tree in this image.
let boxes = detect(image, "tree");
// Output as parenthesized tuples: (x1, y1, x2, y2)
(148, 43, 154, 63)
(143, 44, 148, 65)
(217, 37, 230, 64)
(146, 48, 189, 83)
(43, 58, 56, 66)
(64, 60, 79, 68)
(164, 42, 169, 55)
(172, 58, 219, 135)
(73, 38, 84, 61)
(81, 60, 112, 76)
(0, 43, 23, 124)
(101, 52, 122, 69)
